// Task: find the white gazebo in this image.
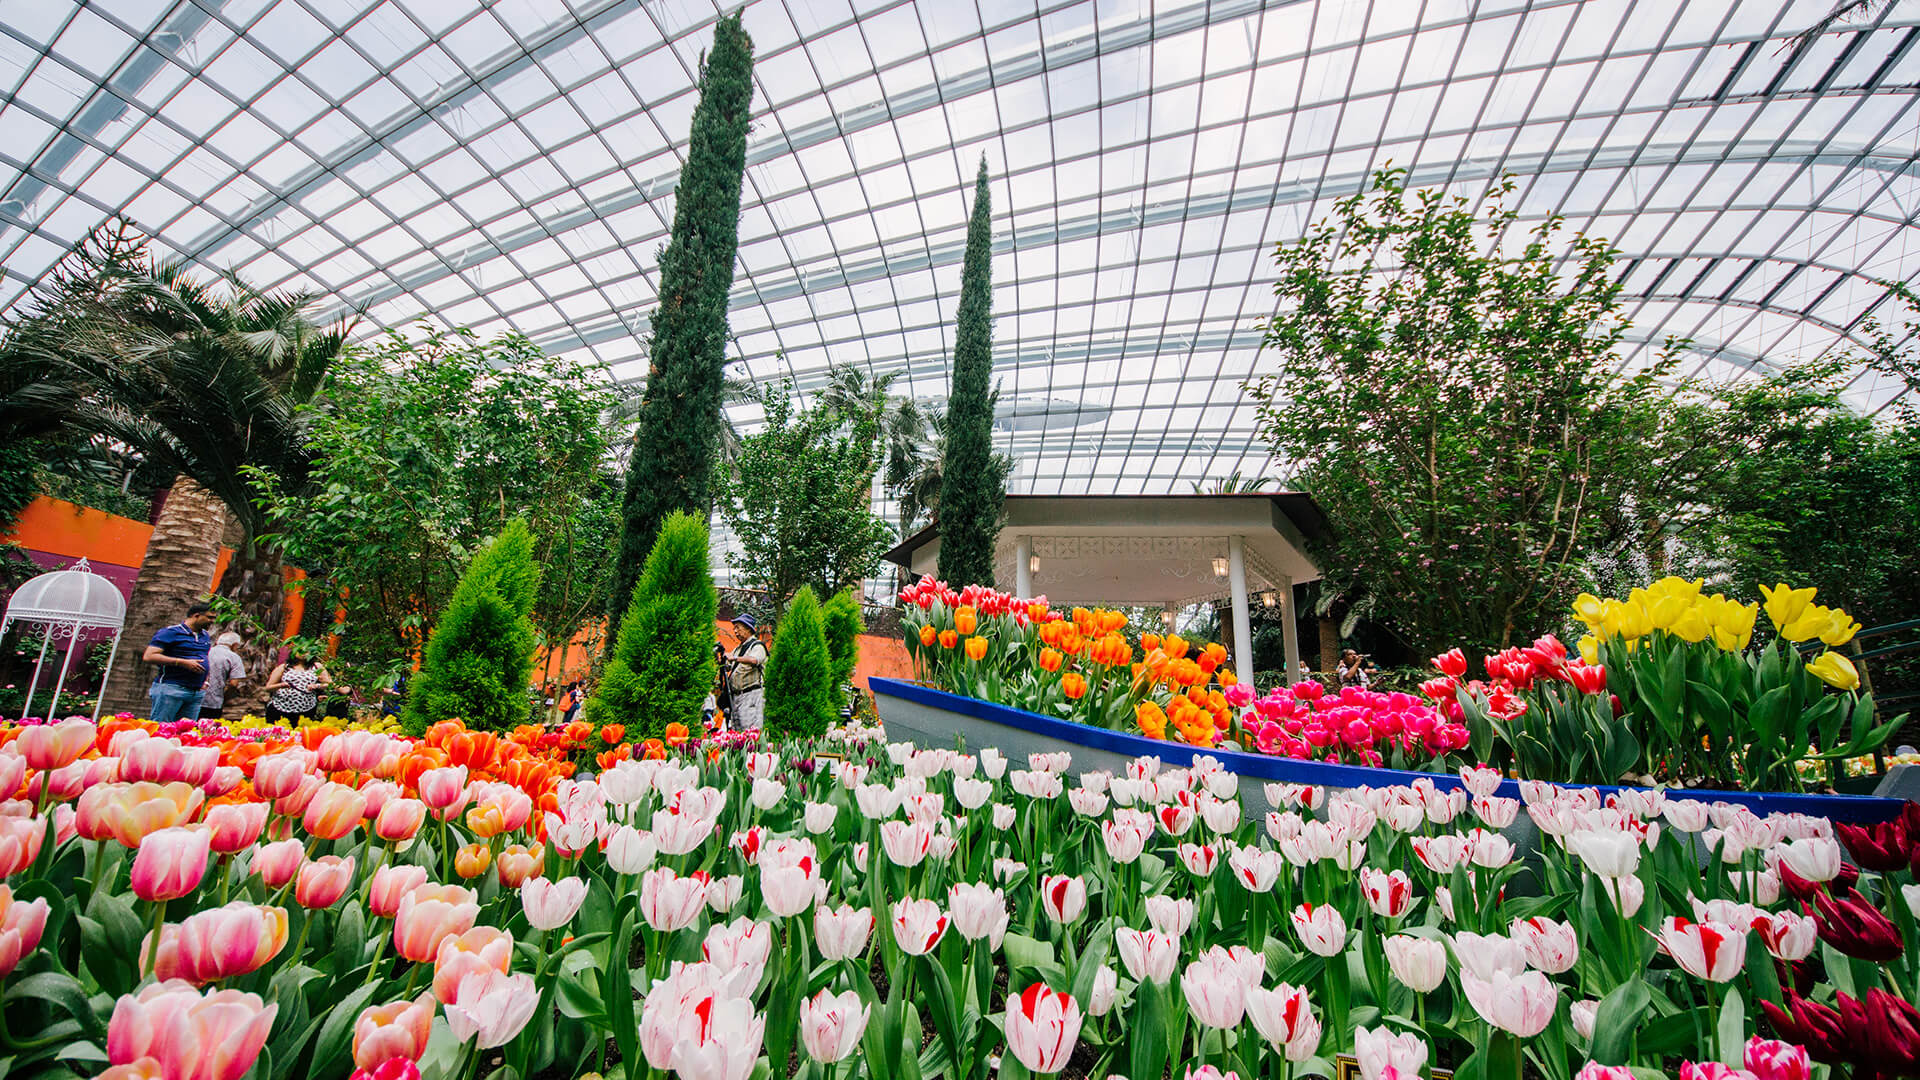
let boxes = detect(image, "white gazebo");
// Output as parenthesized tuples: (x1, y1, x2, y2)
(1, 558, 128, 720)
(883, 494, 1325, 682)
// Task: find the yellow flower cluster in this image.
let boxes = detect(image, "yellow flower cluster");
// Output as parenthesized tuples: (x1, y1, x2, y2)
(1572, 576, 1758, 659)
(1757, 584, 1860, 646)
(239, 712, 404, 735)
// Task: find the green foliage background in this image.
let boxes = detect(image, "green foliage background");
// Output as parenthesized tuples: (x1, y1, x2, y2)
(586, 511, 719, 742)
(936, 159, 1009, 588)
(821, 587, 864, 695)
(402, 519, 541, 733)
(610, 13, 755, 644)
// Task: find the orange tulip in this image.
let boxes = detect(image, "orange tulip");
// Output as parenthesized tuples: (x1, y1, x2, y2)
(466, 803, 507, 839)
(664, 722, 690, 747)
(955, 607, 978, 636)
(1219, 668, 1237, 688)
(303, 781, 368, 841)
(641, 739, 667, 761)
(965, 636, 989, 661)
(938, 629, 959, 650)
(919, 624, 938, 647)
(600, 725, 625, 745)
(496, 843, 544, 888)
(1135, 702, 1168, 740)
(1026, 601, 1049, 621)
(1061, 673, 1088, 699)
(1038, 623, 1061, 647)
(1037, 648, 1063, 673)
(454, 843, 492, 879)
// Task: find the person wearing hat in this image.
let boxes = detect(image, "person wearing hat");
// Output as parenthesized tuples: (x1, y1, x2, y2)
(199, 631, 248, 720)
(723, 614, 768, 731)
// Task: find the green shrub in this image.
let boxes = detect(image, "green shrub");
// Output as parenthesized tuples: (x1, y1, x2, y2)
(403, 519, 541, 734)
(764, 585, 836, 738)
(586, 511, 718, 742)
(820, 587, 863, 692)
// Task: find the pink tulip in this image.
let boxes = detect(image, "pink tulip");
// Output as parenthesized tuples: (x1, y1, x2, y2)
(1385, 935, 1448, 993)
(1177, 842, 1217, 876)
(121, 739, 217, 787)
(374, 798, 426, 842)
(798, 988, 869, 1063)
(702, 916, 774, 989)
(250, 752, 309, 800)
(1462, 969, 1559, 1036)
(1087, 966, 1118, 1016)
(1100, 820, 1148, 864)
(444, 970, 539, 1049)
(1290, 903, 1347, 957)
(416, 767, 469, 815)
(1356, 1025, 1429, 1080)
(1144, 895, 1196, 937)
(1005, 983, 1082, 1074)
(1115, 927, 1180, 984)
(295, 855, 354, 910)
(890, 898, 948, 956)
(18, 717, 95, 771)
(1246, 982, 1320, 1060)
(1656, 917, 1746, 982)
(1181, 955, 1247, 1030)
(947, 882, 1009, 947)
(1678, 1063, 1759, 1080)
(705, 874, 744, 914)
(274, 774, 322, 819)
(1577, 1065, 1638, 1080)
(0, 753, 24, 801)
(204, 803, 268, 855)
(108, 981, 278, 1080)
(302, 782, 367, 841)
(760, 857, 821, 919)
(0, 883, 51, 977)
(42, 759, 88, 801)
(369, 865, 429, 920)
(1744, 1037, 1811, 1080)
(393, 884, 479, 963)
(879, 820, 933, 867)
(1510, 916, 1579, 974)
(1184, 1068, 1243, 1080)
(203, 766, 243, 798)
(1752, 910, 1817, 962)
(250, 838, 304, 889)
(638, 962, 764, 1079)
(131, 826, 211, 901)
(150, 901, 288, 985)
(93, 1058, 165, 1080)
(1038, 874, 1086, 925)
(0, 814, 45, 876)
(638, 867, 707, 932)
(358, 780, 399, 819)
(1360, 868, 1412, 917)
(431, 927, 513, 1006)
(352, 992, 436, 1069)
(521, 876, 588, 931)
(813, 904, 873, 962)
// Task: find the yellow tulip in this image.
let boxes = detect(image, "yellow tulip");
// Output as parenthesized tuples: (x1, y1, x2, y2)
(1617, 599, 1654, 639)
(1819, 609, 1861, 647)
(1572, 593, 1606, 629)
(1577, 634, 1600, 665)
(1669, 605, 1711, 643)
(1805, 651, 1860, 691)
(1645, 593, 1692, 631)
(1779, 604, 1836, 643)
(1760, 583, 1817, 634)
(1701, 596, 1757, 651)
(1650, 576, 1705, 601)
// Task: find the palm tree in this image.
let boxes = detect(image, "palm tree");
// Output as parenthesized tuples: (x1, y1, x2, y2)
(1191, 470, 1274, 495)
(8, 220, 352, 714)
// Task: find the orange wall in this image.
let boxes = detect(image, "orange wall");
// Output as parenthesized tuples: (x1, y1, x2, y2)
(4, 496, 307, 637)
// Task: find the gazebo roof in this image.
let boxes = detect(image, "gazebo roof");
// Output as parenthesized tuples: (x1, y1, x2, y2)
(883, 493, 1326, 607)
(1, 558, 127, 631)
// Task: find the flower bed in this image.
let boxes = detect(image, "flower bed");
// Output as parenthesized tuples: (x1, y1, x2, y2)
(0, 713, 1916, 1080)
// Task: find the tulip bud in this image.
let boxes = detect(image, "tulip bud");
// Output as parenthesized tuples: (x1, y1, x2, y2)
(295, 855, 354, 910)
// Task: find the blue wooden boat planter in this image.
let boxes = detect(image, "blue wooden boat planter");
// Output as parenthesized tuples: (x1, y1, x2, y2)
(870, 676, 1907, 825)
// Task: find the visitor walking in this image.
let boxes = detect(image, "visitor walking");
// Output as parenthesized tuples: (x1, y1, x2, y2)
(142, 600, 217, 723)
(561, 680, 584, 725)
(263, 653, 327, 725)
(723, 614, 767, 731)
(199, 631, 247, 720)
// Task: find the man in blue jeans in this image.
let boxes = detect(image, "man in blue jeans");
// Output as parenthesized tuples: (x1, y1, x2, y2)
(142, 601, 217, 723)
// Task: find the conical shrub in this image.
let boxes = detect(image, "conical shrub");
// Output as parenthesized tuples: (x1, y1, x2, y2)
(821, 587, 863, 693)
(403, 519, 541, 734)
(587, 510, 718, 742)
(764, 585, 836, 738)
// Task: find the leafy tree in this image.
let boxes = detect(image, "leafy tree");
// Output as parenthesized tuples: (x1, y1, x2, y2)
(402, 519, 541, 733)
(586, 511, 718, 741)
(764, 586, 836, 737)
(937, 158, 1009, 587)
(610, 13, 755, 643)
(255, 325, 620, 671)
(820, 587, 864, 692)
(715, 371, 895, 603)
(1246, 169, 1684, 655)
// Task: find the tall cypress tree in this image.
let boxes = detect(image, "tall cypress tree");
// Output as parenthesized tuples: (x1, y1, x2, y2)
(608, 12, 755, 642)
(937, 157, 1007, 586)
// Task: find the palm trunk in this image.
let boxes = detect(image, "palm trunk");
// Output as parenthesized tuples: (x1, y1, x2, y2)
(213, 539, 288, 718)
(99, 476, 229, 716)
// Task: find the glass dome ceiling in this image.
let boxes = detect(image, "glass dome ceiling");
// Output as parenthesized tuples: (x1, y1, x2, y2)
(3, 0, 1919, 498)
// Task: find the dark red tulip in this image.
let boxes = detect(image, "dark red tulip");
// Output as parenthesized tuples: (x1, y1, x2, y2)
(1834, 989, 1920, 1077)
(1810, 888, 1905, 962)
(1759, 991, 1847, 1065)
(1834, 816, 1912, 873)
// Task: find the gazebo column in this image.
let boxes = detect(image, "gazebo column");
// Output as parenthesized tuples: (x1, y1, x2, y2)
(1228, 535, 1253, 685)
(1278, 571, 1301, 679)
(1015, 534, 1033, 598)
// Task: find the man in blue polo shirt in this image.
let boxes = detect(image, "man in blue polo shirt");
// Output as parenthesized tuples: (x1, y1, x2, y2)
(142, 600, 217, 723)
